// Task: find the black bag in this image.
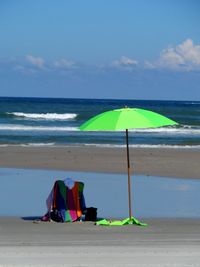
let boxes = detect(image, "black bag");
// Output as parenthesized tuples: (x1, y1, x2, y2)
(85, 207, 97, 221)
(50, 209, 64, 222)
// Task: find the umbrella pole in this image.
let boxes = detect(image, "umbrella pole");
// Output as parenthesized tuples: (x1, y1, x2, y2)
(126, 129, 132, 221)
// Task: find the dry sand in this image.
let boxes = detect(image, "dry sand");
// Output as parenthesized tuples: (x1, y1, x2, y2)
(0, 145, 200, 179)
(0, 217, 200, 266)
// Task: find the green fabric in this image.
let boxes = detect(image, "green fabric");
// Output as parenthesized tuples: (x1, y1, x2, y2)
(78, 182, 84, 193)
(80, 107, 177, 131)
(65, 210, 72, 222)
(57, 180, 66, 203)
(96, 217, 148, 226)
(96, 219, 110, 226)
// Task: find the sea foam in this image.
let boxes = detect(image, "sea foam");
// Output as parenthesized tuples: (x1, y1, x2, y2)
(0, 124, 78, 131)
(0, 124, 200, 135)
(7, 112, 77, 120)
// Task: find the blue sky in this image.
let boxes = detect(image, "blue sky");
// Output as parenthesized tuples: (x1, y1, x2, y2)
(0, 0, 200, 100)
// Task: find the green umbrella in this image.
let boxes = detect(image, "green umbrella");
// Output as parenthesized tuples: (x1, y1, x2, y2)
(80, 107, 178, 222)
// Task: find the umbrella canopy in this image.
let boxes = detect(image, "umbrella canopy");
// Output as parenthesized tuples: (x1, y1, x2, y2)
(80, 107, 177, 131)
(80, 107, 178, 222)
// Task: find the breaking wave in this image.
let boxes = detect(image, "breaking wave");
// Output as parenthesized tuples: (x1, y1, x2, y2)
(0, 124, 200, 135)
(0, 124, 78, 131)
(0, 143, 200, 149)
(7, 112, 77, 120)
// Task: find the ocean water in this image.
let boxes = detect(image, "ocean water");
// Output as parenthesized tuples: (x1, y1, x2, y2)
(0, 97, 200, 148)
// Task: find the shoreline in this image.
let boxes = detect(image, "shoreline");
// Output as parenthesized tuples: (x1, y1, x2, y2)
(0, 145, 200, 179)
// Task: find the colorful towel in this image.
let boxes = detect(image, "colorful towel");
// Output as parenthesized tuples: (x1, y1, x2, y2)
(47, 180, 86, 222)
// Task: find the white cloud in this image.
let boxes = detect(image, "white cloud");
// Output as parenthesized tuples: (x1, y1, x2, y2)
(54, 59, 76, 69)
(160, 48, 184, 67)
(111, 56, 138, 68)
(26, 55, 45, 68)
(177, 39, 200, 64)
(156, 39, 200, 71)
(8, 56, 78, 75)
(144, 60, 155, 69)
(4, 40, 200, 76)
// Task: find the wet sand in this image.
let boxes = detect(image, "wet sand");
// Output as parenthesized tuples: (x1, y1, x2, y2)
(0, 217, 200, 266)
(0, 145, 200, 179)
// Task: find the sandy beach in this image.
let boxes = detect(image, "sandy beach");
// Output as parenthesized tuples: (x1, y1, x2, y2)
(1, 146, 200, 266)
(0, 217, 200, 266)
(0, 145, 199, 179)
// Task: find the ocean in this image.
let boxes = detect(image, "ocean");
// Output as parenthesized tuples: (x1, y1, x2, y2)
(0, 97, 200, 148)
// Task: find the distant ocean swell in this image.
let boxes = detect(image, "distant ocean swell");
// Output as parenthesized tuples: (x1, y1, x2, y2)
(0, 97, 200, 148)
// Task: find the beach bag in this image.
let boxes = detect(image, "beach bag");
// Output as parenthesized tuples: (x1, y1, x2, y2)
(85, 207, 97, 221)
(50, 209, 64, 222)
